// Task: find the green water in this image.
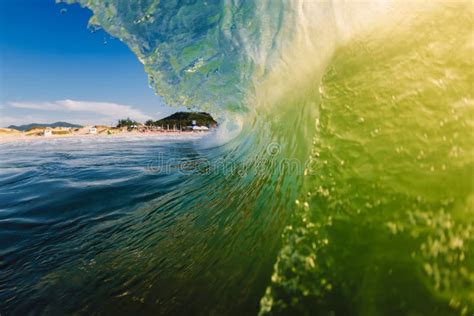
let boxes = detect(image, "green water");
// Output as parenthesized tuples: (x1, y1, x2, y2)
(261, 3, 474, 315)
(20, 1, 471, 314)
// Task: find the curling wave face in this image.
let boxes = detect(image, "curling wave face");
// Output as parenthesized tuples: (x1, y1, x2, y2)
(33, 0, 474, 314)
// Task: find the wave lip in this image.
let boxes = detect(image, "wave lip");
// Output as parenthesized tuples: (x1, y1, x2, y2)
(52, 1, 474, 315)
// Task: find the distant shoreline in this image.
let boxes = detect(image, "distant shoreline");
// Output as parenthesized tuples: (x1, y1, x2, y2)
(0, 130, 206, 143)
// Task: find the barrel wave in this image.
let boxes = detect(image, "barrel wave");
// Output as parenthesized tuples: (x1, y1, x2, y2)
(4, 0, 471, 314)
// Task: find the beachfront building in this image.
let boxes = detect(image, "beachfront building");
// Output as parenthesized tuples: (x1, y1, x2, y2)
(192, 126, 210, 132)
(88, 127, 97, 134)
(43, 128, 52, 137)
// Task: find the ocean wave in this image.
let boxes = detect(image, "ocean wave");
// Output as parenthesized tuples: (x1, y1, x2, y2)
(23, 1, 474, 314)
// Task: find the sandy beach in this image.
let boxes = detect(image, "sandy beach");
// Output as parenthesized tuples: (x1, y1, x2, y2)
(0, 128, 206, 143)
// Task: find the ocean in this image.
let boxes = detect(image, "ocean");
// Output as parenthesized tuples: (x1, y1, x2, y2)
(2, 0, 473, 315)
(0, 135, 301, 314)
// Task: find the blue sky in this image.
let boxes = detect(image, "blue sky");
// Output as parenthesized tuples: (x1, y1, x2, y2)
(0, 0, 179, 127)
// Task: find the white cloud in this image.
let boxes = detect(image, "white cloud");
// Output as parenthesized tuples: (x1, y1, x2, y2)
(6, 99, 152, 123)
(57, 99, 152, 121)
(8, 101, 59, 111)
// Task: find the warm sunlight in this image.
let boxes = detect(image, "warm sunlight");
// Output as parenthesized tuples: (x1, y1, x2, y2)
(1, 1, 472, 315)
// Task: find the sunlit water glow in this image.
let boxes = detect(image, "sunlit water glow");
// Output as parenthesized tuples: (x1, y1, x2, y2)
(1, 0, 473, 315)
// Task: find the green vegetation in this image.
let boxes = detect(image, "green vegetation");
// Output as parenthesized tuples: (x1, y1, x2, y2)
(145, 120, 155, 127)
(116, 118, 140, 128)
(148, 112, 217, 128)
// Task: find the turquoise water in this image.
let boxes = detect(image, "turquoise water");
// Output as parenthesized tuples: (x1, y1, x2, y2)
(2, 0, 474, 314)
(1, 135, 290, 314)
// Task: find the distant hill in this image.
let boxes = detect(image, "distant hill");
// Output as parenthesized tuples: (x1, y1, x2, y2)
(8, 122, 83, 131)
(151, 112, 217, 128)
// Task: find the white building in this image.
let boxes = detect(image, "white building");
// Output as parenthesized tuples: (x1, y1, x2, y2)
(43, 128, 52, 137)
(192, 126, 209, 132)
(88, 127, 97, 134)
